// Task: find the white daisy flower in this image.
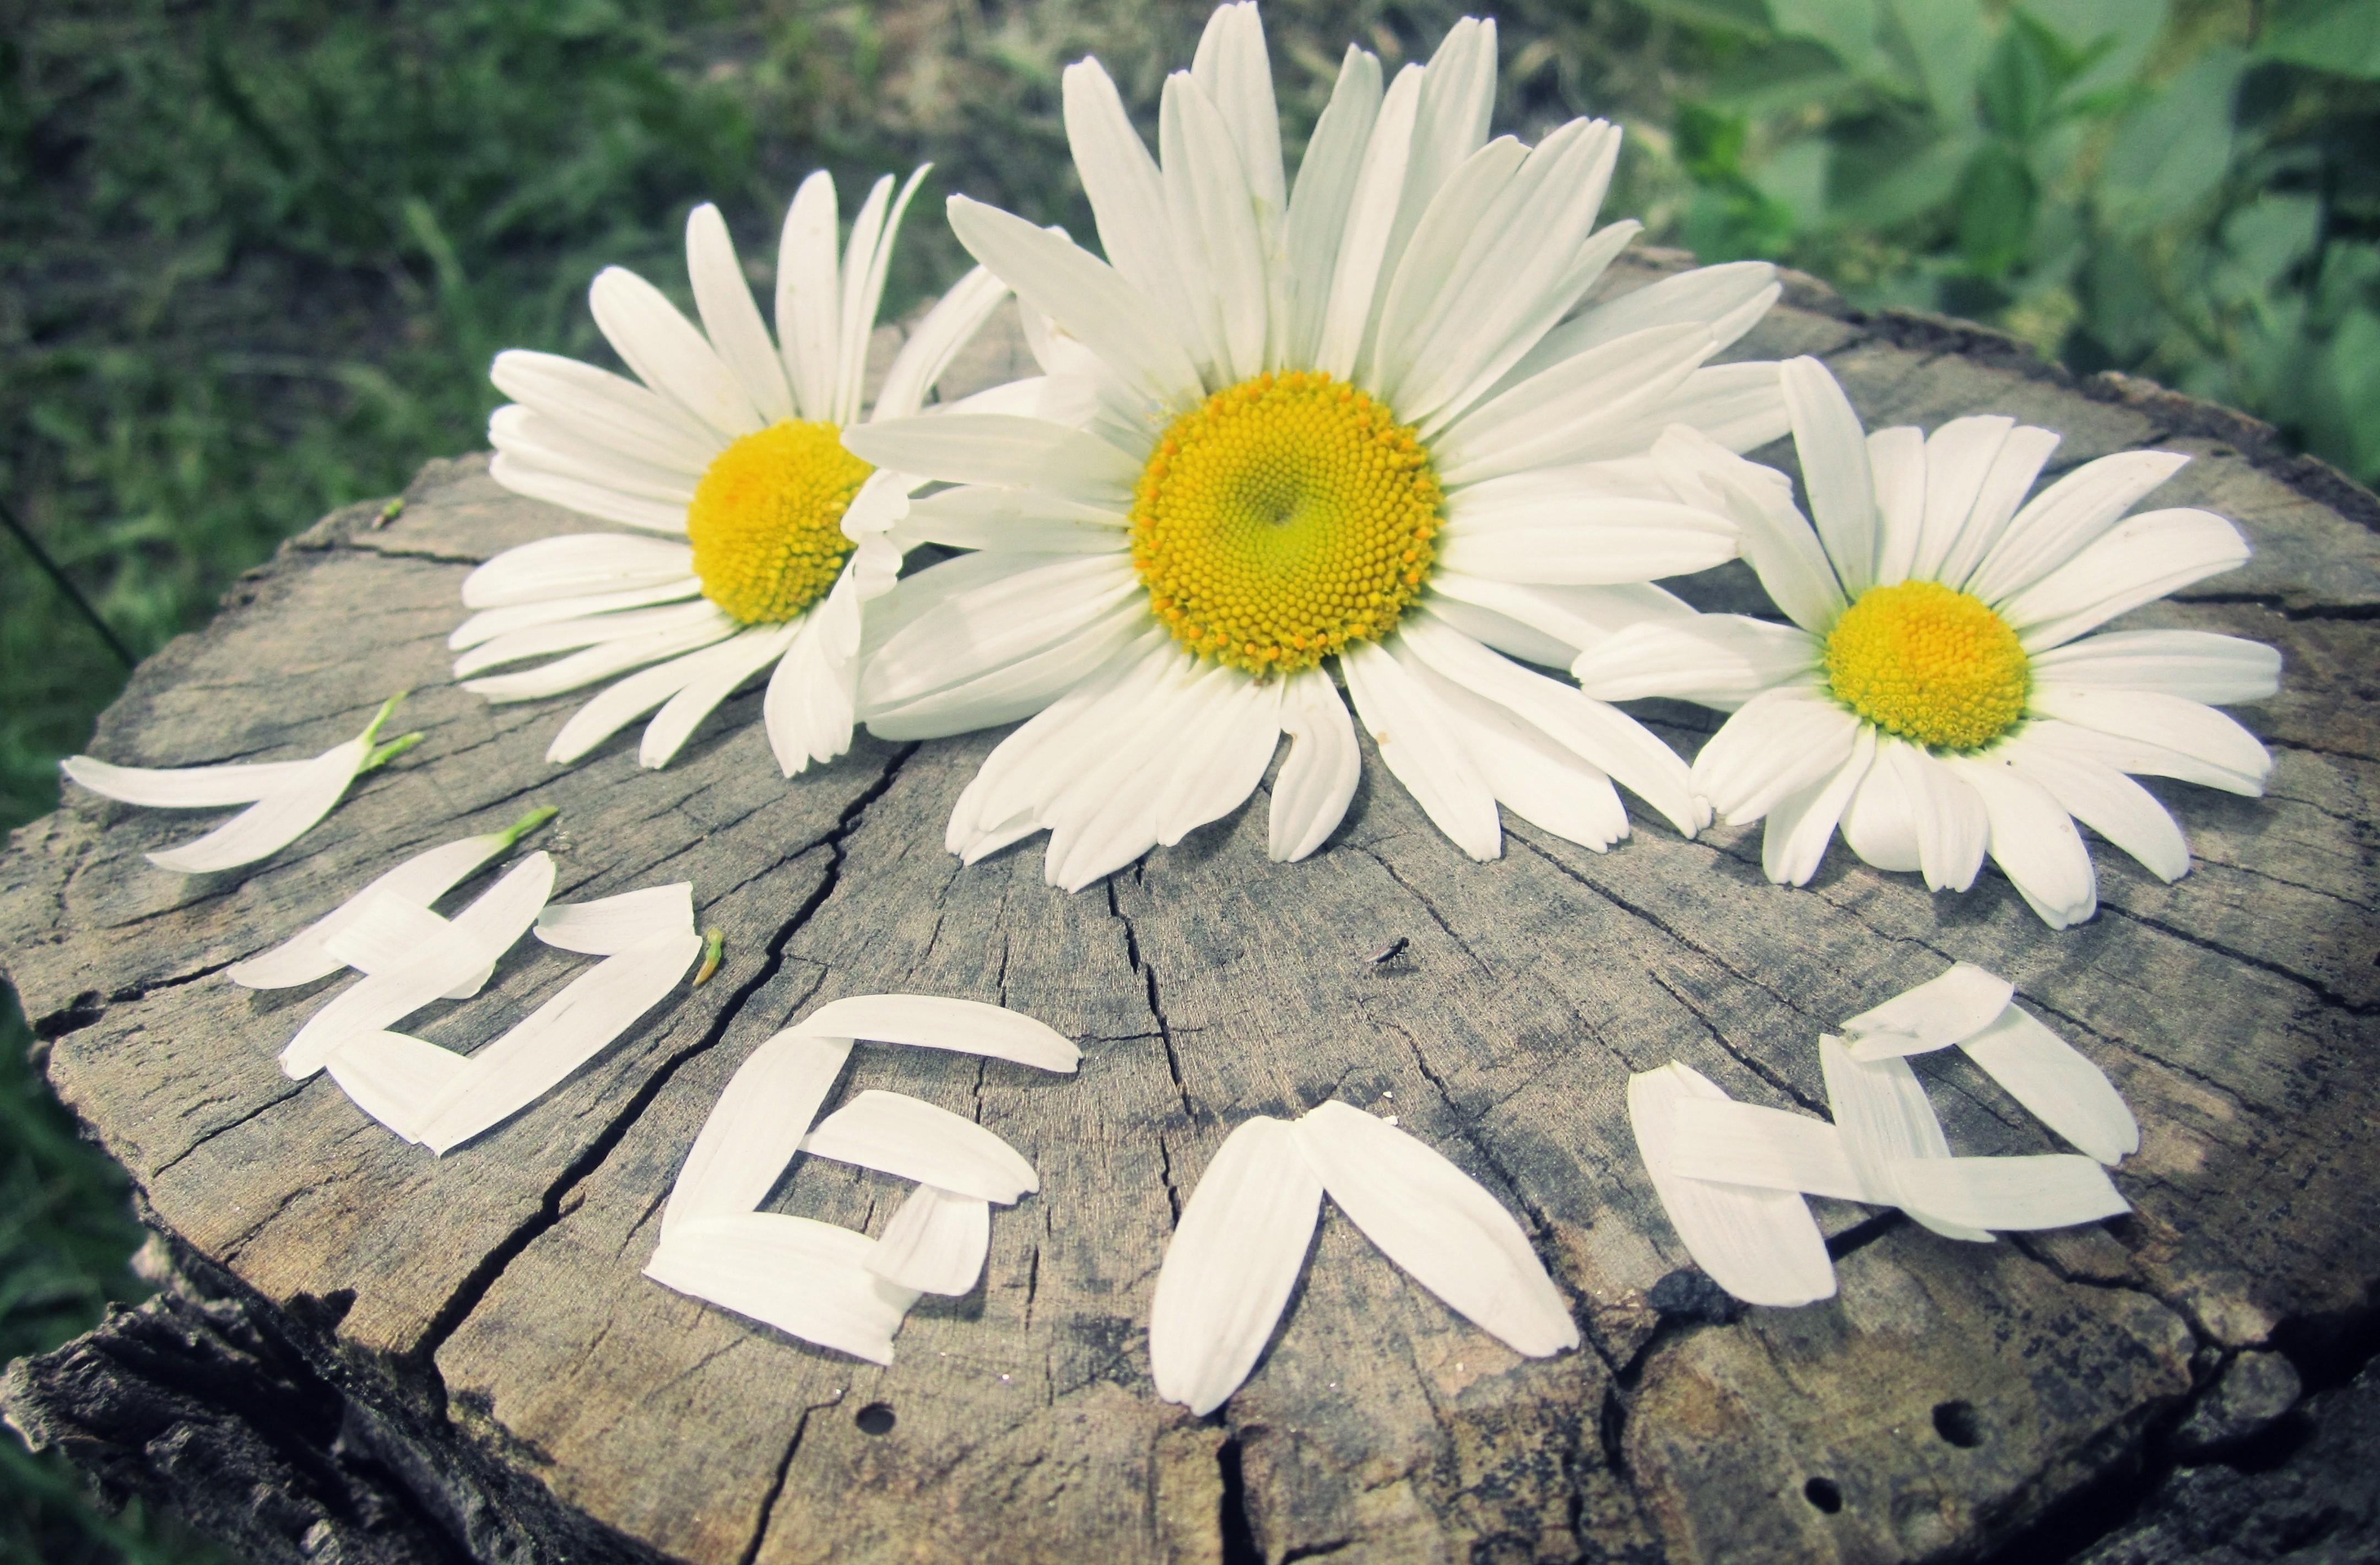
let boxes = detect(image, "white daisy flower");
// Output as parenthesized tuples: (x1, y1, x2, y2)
(842, 2, 1791, 890)
(62, 693, 423, 874)
(1575, 356, 2280, 928)
(1149, 1100, 1576, 1416)
(462, 169, 1014, 774)
(650, 994, 1080, 1364)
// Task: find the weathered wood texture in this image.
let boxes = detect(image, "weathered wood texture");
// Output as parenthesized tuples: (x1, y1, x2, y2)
(4, 253, 2377, 1565)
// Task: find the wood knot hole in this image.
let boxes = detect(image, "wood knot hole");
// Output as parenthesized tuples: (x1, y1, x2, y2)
(1803, 1477, 1843, 1513)
(1932, 1400, 1983, 1447)
(854, 1402, 896, 1436)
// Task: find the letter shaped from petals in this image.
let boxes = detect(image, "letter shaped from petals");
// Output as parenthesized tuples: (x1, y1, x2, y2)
(1148, 1102, 1576, 1416)
(646, 995, 1079, 1363)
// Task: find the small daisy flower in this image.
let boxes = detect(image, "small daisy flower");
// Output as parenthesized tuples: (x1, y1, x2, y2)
(460, 169, 1013, 774)
(1575, 357, 2279, 928)
(843, 3, 1791, 889)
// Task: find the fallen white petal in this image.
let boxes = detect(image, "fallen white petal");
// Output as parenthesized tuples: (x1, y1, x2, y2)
(1627, 1062, 1835, 1307)
(1290, 1100, 1577, 1357)
(322, 1030, 468, 1141)
(1884, 1154, 2128, 1231)
(866, 1184, 994, 1296)
(145, 738, 371, 875)
(1842, 963, 2016, 1059)
(61, 754, 315, 808)
(645, 1211, 917, 1365)
(1817, 1035, 1990, 1242)
(320, 893, 490, 1000)
(663, 1033, 854, 1240)
(1959, 1004, 2140, 1164)
(534, 883, 696, 954)
(1149, 1116, 1324, 1415)
(803, 1089, 1041, 1204)
(786, 994, 1080, 1072)
(1664, 1098, 1881, 1204)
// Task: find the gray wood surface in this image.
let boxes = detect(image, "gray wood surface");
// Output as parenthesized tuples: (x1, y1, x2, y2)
(4, 254, 2376, 1564)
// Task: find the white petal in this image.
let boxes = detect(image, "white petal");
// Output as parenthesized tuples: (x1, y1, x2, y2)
(1840, 737, 1923, 872)
(1904, 415, 2013, 583)
(62, 753, 315, 808)
(1282, 46, 1384, 368)
(1627, 1063, 1835, 1307)
(448, 580, 704, 650)
(866, 1185, 993, 1296)
(1686, 429, 1847, 635)
(1689, 686, 1859, 825)
(536, 632, 749, 763)
(1269, 668, 1361, 862)
(941, 636, 1170, 854)
(2015, 716, 2265, 797)
(1571, 614, 1818, 710)
(1292, 1101, 1577, 1357)
(452, 601, 724, 677)
(2024, 687, 2270, 796)
(2000, 509, 2253, 650)
(1816, 1036, 1990, 1242)
(645, 1212, 916, 1365)
(588, 266, 762, 439)
(280, 854, 556, 1078)
(536, 883, 695, 954)
(787, 994, 1080, 1072)
(1544, 261, 1779, 361)
(2030, 629, 2281, 705)
(1663, 1098, 1882, 1204)
(1883, 1155, 2128, 1231)
(1760, 724, 1876, 887)
(685, 203, 794, 422)
(663, 1033, 854, 1239)
(1959, 1003, 2140, 1165)
(1436, 499, 1737, 585)
(946, 195, 1203, 409)
(1966, 451, 2190, 605)
(863, 598, 1147, 742)
(323, 1031, 468, 1142)
(803, 1089, 1040, 1204)
(1149, 1117, 1324, 1414)
(1566, 359, 1786, 462)
(229, 828, 528, 989)
(2002, 728, 2191, 883)
(859, 553, 1139, 717)
(1432, 575, 1690, 667)
(145, 739, 369, 875)
(870, 266, 1014, 422)
(320, 894, 463, 983)
(896, 483, 1129, 554)
(1945, 756, 2100, 929)
(640, 620, 802, 769)
(836, 167, 929, 423)
(1411, 658, 1631, 851)
(1890, 740, 1990, 893)
(1399, 614, 1703, 837)
(416, 929, 705, 1153)
(842, 414, 1140, 500)
(1779, 357, 1877, 595)
(1435, 323, 1715, 488)
(1161, 72, 1269, 385)
(1935, 424, 2062, 587)
(489, 404, 700, 506)
(1191, 3, 1287, 230)
(1841, 963, 2015, 1059)
(1063, 59, 1208, 367)
(1315, 62, 1423, 378)
(1340, 639, 1502, 860)
(1865, 425, 1928, 586)
(776, 170, 842, 422)
(489, 349, 720, 473)
(467, 617, 738, 708)
(460, 534, 697, 609)
(1154, 674, 1284, 847)
(486, 459, 691, 541)
(1371, 17, 1497, 323)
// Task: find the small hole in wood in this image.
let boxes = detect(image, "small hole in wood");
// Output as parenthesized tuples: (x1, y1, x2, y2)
(855, 1402, 896, 1436)
(1932, 1400, 1983, 1448)
(1803, 1477, 1842, 1513)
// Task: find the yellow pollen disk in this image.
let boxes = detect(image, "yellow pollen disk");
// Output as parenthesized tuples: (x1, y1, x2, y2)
(1824, 579, 2030, 752)
(1130, 370, 1442, 676)
(685, 419, 873, 625)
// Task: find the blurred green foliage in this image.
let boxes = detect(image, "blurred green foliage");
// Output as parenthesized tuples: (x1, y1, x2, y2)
(0, 1, 2373, 1558)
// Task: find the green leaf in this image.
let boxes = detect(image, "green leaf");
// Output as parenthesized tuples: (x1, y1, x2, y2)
(1956, 141, 2037, 276)
(2097, 49, 2243, 237)
(2028, 0, 2166, 97)
(1884, 0, 1990, 126)
(1767, 0, 1894, 82)
(2258, 0, 2380, 79)
(1830, 128, 1979, 228)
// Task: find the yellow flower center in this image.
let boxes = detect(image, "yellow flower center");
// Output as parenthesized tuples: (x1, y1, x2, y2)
(1824, 579, 2030, 752)
(1130, 371, 1441, 676)
(685, 419, 873, 625)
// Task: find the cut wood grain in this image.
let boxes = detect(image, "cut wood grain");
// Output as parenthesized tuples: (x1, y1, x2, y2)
(4, 253, 2376, 1564)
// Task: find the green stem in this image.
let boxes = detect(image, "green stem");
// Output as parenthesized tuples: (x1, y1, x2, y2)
(494, 805, 558, 850)
(359, 731, 424, 773)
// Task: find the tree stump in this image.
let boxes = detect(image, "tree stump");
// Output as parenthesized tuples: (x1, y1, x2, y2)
(4, 254, 2377, 1565)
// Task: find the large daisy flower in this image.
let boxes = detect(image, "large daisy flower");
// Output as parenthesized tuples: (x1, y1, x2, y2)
(1574, 357, 2279, 928)
(458, 169, 1012, 773)
(842, 3, 1791, 890)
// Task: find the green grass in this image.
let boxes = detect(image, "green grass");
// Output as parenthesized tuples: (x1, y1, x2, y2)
(2, 1, 2372, 1557)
